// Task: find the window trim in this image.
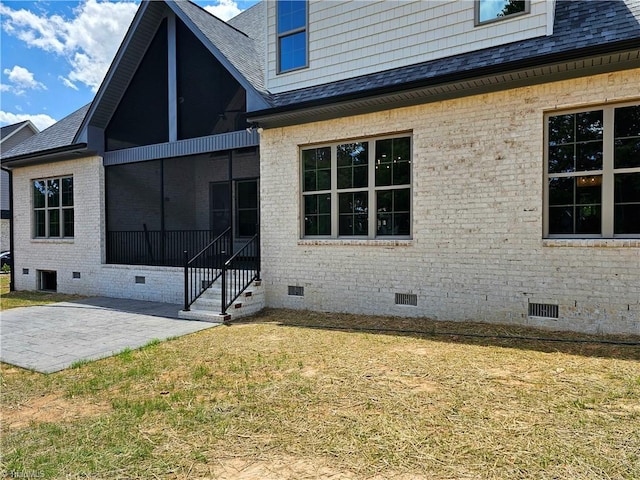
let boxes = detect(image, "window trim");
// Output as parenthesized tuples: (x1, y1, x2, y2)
(276, 0, 309, 74)
(32, 175, 74, 239)
(474, 0, 530, 27)
(543, 101, 640, 239)
(300, 133, 413, 240)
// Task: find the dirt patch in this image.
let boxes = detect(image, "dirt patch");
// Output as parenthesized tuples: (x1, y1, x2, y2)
(176, 456, 432, 480)
(3, 393, 111, 430)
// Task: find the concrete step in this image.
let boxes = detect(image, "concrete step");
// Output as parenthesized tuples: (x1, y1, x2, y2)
(184, 279, 265, 322)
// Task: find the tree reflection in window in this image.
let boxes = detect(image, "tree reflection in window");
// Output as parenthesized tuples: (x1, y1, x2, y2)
(478, 0, 527, 24)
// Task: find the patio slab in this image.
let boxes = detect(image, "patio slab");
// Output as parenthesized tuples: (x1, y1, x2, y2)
(0, 297, 218, 373)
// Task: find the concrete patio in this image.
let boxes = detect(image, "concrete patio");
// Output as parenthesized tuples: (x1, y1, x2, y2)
(0, 297, 219, 373)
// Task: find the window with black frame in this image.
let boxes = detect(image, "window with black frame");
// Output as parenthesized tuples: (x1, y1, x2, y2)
(302, 134, 412, 239)
(33, 176, 74, 238)
(545, 103, 640, 237)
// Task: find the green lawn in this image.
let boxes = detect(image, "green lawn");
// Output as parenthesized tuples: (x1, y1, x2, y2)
(1, 309, 639, 479)
(0, 274, 83, 310)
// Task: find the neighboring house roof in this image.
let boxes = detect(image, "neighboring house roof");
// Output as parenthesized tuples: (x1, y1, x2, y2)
(0, 121, 39, 150)
(250, 0, 640, 125)
(0, 104, 90, 165)
(1, 121, 36, 141)
(1, 120, 39, 210)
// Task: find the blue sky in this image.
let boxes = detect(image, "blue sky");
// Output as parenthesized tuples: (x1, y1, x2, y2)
(0, 0, 258, 131)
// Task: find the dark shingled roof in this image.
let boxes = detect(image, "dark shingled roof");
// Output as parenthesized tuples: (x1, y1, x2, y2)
(4, 0, 638, 160)
(227, 1, 266, 57)
(265, 0, 640, 110)
(173, 0, 267, 95)
(1, 104, 90, 161)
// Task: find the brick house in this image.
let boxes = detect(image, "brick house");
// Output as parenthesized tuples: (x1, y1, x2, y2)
(1, 121, 39, 252)
(1, 0, 639, 334)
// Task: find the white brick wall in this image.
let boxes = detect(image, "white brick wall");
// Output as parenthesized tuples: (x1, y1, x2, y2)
(266, 0, 551, 93)
(13, 157, 105, 293)
(259, 69, 640, 336)
(12, 156, 184, 305)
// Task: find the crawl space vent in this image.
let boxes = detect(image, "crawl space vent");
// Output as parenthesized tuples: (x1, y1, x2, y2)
(395, 293, 417, 306)
(288, 286, 304, 296)
(528, 302, 559, 319)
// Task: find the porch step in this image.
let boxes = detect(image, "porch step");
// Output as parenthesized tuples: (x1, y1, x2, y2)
(179, 279, 264, 323)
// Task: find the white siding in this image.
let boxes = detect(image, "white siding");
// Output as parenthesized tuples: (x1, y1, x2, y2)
(266, 0, 552, 93)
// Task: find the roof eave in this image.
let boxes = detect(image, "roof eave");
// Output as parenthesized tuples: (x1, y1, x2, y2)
(249, 39, 640, 127)
(1, 144, 91, 169)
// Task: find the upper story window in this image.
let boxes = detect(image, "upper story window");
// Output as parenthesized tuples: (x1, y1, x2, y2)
(33, 176, 74, 238)
(277, 0, 307, 73)
(544, 102, 640, 238)
(476, 0, 529, 25)
(302, 134, 412, 239)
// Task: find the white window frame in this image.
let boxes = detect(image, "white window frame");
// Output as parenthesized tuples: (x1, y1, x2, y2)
(543, 101, 640, 239)
(33, 175, 74, 239)
(300, 133, 412, 240)
(474, 0, 530, 26)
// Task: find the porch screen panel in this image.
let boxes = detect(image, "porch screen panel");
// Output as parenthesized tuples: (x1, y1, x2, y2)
(105, 19, 169, 151)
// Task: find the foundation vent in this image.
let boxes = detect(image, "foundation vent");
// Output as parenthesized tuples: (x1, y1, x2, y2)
(288, 286, 304, 296)
(395, 293, 417, 306)
(528, 302, 558, 319)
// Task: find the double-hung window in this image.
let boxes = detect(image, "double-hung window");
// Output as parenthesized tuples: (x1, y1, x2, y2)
(545, 102, 640, 238)
(277, 0, 307, 73)
(33, 176, 74, 238)
(302, 134, 412, 239)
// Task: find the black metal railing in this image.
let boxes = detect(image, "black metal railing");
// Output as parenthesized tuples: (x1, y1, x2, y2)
(221, 231, 260, 314)
(183, 227, 232, 311)
(107, 229, 220, 267)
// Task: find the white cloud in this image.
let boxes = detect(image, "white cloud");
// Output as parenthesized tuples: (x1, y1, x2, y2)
(0, 0, 138, 92)
(59, 76, 79, 91)
(0, 111, 56, 131)
(204, 0, 242, 21)
(2, 65, 47, 95)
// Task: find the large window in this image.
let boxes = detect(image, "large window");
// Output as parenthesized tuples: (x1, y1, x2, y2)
(545, 103, 640, 238)
(476, 0, 528, 25)
(277, 0, 307, 73)
(33, 176, 74, 238)
(302, 135, 411, 239)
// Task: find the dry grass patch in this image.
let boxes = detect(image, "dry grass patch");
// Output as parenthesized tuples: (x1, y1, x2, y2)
(0, 275, 83, 310)
(1, 309, 639, 479)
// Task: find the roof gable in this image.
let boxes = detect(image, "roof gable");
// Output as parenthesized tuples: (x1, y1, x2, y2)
(1, 121, 38, 141)
(75, 0, 269, 144)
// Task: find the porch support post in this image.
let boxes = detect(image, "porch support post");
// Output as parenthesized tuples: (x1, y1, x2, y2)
(183, 250, 190, 311)
(227, 150, 233, 256)
(167, 13, 177, 143)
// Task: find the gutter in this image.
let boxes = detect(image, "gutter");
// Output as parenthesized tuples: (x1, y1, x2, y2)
(1, 167, 14, 291)
(248, 38, 640, 124)
(1, 143, 90, 168)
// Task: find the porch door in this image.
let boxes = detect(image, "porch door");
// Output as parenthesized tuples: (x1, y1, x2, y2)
(209, 182, 231, 236)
